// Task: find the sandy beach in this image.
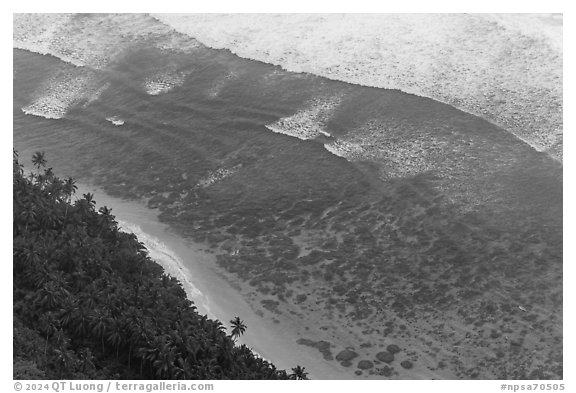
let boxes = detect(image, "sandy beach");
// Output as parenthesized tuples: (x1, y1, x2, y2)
(73, 182, 347, 379)
(13, 13, 562, 379)
(72, 183, 469, 380)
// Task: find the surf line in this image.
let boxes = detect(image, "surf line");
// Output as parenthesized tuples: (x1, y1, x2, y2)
(69, 182, 277, 364)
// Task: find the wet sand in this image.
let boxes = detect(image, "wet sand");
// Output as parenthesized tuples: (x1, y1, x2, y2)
(74, 182, 345, 379)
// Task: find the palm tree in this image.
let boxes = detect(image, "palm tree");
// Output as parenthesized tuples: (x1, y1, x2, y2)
(70, 306, 91, 337)
(90, 311, 108, 354)
(153, 341, 177, 378)
(40, 206, 62, 229)
(83, 193, 96, 209)
(33, 282, 65, 310)
(105, 317, 125, 359)
(32, 151, 46, 171)
(98, 206, 116, 235)
(57, 297, 78, 328)
(53, 330, 74, 378)
(63, 177, 77, 217)
(16, 243, 40, 269)
(289, 365, 309, 380)
(43, 167, 54, 181)
(38, 313, 58, 356)
(19, 207, 36, 232)
(229, 316, 246, 341)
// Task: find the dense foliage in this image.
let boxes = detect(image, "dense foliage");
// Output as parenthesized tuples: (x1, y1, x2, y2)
(13, 151, 293, 380)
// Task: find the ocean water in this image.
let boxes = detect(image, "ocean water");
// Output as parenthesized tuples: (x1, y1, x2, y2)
(153, 13, 563, 161)
(13, 14, 563, 379)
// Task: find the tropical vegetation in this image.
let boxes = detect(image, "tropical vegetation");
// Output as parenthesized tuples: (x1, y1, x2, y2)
(13, 151, 303, 380)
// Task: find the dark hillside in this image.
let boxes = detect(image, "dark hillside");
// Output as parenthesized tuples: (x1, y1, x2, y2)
(13, 151, 291, 380)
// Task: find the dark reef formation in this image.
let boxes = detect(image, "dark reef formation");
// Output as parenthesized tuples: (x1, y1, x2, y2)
(13, 151, 293, 380)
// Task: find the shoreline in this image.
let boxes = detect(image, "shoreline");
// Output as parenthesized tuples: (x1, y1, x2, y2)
(73, 182, 346, 379)
(13, 13, 562, 163)
(152, 13, 562, 162)
(13, 13, 562, 376)
(16, 156, 562, 379)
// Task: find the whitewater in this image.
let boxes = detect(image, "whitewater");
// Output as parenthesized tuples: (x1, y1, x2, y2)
(13, 14, 564, 379)
(152, 13, 563, 162)
(62, 183, 337, 378)
(13, 13, 563, 160)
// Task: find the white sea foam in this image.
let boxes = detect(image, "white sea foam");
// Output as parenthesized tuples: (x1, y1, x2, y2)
(14, 13, 562, 160)
(153, 32, 202, 53)
(265, 95, 342, 140)
(14, 14, 200, 117)
(114, 221, 270, 363)
(13, 14, 85, 66)
(144, 69, 187, 96)
(14, 13, 114, 69)
(22, 69, 101, 119)
(323, 140, 365, 160)
(106, 116, 125, 126)
(153, 13, 563, 161)
(197, 165, 241, 188)
(13, 14, 197, 70)
(116, 219, 214, 318)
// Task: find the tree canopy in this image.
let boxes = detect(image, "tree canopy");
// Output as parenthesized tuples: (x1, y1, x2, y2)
(13, 151, 293, 380)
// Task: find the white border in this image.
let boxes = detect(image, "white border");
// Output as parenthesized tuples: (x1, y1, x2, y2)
(4, 5, 571, 392)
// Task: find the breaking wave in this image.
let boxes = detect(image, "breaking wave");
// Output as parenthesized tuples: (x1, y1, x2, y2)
(13, 13, 200, 118)
(22, 68, 103, 119)
(264, 95, 342, 140)
(14, 13, 563, 160)
(153, 13, 563, 161)
(116, 220, 214, 319)
(144, 67, 188, 96)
